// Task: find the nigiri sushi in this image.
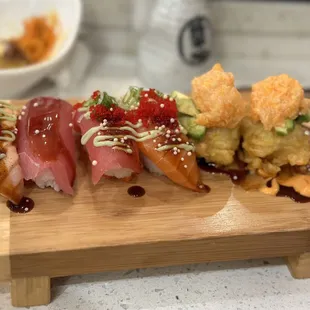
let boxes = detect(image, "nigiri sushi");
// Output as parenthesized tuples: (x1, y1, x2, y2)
(73, 91, 142, 185)
(119, 87, 205, 192)
(0, 100, 24, 204)
(17, 97, 76, 195)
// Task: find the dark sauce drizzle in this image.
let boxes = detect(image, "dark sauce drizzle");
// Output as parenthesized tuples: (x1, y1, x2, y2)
(7, 197, 34, 213)
(127, 186, 145, 198)
(276, 186, 310, 203)
(198, 158, 247, 185)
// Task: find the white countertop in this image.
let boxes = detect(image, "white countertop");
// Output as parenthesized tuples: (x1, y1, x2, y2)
(1, 52, 310, 310)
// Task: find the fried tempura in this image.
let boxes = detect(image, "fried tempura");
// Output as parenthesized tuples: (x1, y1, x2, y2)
(191, 64, 248, 129)
(241, 118, 310, 178)
(195, 128, 240, 166)
(251, 74, 309, 130)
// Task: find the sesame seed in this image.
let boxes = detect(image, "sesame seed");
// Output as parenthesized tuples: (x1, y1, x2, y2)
(124, 136, 128, 140)
(26, 199, 29, 202)
(34, 129, 39, 134)
(97, 132, 101, 135)
(92, 160, 98, 166)
(114, 138, 118, 142)
(157, 143, 162, 147)
(172, 138, 176, 142)
(181, 157, 184, 161)
(163, 94, 168, 99)
(173, 151, 178, 155)
(18, 116, 21, 120)
(121, 139, 125, 143)
(138, 119, 142, 122)
(160, 104, 165, 108)
(24, 207, 29, 212)
(42, 134, 46, 138)
(233, 176, 238, 180)
(175, 129, 180, 133)
(161, 125, 166, 129)
(69, 123, 73, 127)
(305, 130, 310, 136)
(184, 165, 188, 168)
(155, 126, 159, 130)
(199, 185, 204, 189)
(177, 138, 182, 142)
(33, 102, 39, 107)
(169, 97, 174, 101)
(134, 107, 139, 110)
(153, 139, 156, 143)
(109, 108, 113, 111)
(21, 111, 25, 115)
(165, 134, 170, 138)
(177, 149, 181, 153)
(186, 142, 189, 145)
(173, 147, 178, 151)
(22, 106, 27, 110)
(170, 118, 175, 123)
(187, 151, 192, 156)
(167, 130, 171, 134)
(144, 94, 148, 97)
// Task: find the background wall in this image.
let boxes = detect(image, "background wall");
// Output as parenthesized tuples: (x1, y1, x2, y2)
(82, 0, 310, 59)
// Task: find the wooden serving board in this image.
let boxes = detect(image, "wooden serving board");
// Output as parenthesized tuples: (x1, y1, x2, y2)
(1, 97, 310, 308)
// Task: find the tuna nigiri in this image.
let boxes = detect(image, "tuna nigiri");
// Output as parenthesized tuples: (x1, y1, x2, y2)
(73, 91, 142, 185)
(0, 100, 24, 204)
(17, 97, 76, 195)
(119, 88, 205, 192)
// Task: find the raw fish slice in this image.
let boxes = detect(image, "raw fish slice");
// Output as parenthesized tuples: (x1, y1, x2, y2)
(0, 101, 24, 204)
(17, 97, 76, 195)
(124, 88, 204, 192)
(137, 125, 202, 191)
(74, 110, 142, 185)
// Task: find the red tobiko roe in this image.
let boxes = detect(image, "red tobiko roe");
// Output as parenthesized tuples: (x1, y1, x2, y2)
(90, 104, 126, 126)
(135, 89, 178, 128)
(91, 90, 101, 100)
(73, 102, 84, 110)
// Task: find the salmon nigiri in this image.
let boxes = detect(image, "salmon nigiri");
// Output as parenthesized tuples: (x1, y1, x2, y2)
(120, 88, 205, 192)
(0, 100, 24, 204)
(73, 91, 142, 185)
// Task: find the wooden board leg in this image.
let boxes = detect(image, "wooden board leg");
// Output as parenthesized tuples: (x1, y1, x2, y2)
(11, 276, 51, 307)
(287, 253, 310, 279)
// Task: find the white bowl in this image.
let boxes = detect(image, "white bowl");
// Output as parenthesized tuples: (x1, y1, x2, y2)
(0, 0, 82, 99)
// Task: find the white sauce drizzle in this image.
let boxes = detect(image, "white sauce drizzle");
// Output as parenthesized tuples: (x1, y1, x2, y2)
(0, 101, 18, 159)
(80, 110, 195, 154)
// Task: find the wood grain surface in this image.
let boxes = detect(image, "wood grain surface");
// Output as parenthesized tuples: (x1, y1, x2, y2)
(1, 95, 310, 283)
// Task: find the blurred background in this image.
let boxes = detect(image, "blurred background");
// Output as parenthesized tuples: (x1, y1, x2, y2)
(4, 0, 310, 98)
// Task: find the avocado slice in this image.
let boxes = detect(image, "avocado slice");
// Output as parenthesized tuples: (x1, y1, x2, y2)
(178, 115, 206, 141)
(275, 119, 295, 136)
(171, 91, 199, 117)
(296, 113, 310, 124)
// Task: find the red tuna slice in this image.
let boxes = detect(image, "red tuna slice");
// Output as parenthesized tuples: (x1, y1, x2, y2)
(74, 110, 142, 185)
(17, 97, 76, 195)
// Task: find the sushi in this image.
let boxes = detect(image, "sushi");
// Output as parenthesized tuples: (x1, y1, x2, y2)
(0, 100, 24, 204)
(119, 87, 205, 192)
(73, 91, 142, 185)
(239, 74, 310, 197)
(17, 97, 76, 194)
(187, 64, 248, 167)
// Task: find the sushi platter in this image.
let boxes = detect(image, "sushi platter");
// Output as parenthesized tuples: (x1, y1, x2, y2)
(1, 66, 310, 307)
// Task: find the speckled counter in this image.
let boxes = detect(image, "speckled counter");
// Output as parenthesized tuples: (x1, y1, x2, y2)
(1, 258, 310, 310)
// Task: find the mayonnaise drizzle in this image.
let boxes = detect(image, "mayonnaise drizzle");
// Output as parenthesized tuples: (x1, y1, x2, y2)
(0, 101, 18, 159)
(80, 111, 194, 154)
(156, 143, 195, 152)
